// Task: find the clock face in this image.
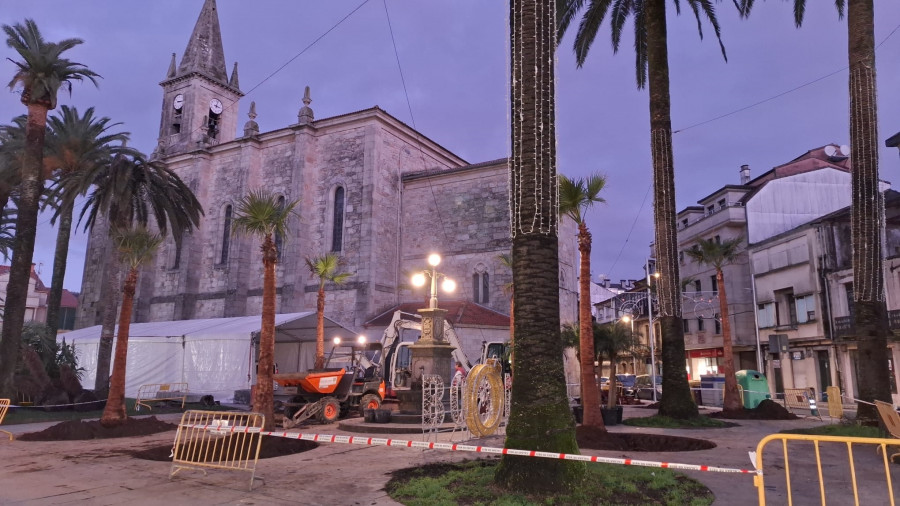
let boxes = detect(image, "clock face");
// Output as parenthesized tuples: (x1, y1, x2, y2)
(173, 94, 184, 110)
(209, 98, 223, 115)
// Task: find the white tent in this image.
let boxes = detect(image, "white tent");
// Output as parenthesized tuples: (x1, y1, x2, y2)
(58, 312, 358, 402)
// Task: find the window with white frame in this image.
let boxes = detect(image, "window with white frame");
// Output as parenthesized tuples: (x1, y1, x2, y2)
(757, 302, 776, 328)
(795, 294, 816, 323)
(473, 264, 489, 304)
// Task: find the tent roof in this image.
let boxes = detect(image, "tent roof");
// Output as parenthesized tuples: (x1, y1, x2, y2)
(59, 312, 358, 343)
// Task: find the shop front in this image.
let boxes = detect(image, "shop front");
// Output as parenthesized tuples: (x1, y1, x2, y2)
(685, 348, 724, 381)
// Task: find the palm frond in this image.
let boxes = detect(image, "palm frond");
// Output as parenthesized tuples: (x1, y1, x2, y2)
(684, 236, 743, 269)
(305, 252, 353, 287)
(231, 189, 298, 240)
(114, 226, 163, 270)
(559, 172, 607, 224)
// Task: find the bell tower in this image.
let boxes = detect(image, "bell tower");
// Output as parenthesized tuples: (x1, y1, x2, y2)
(155, 0, 243, 158)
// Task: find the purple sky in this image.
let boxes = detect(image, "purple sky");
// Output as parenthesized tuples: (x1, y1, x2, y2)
(3, 1, 900, 293)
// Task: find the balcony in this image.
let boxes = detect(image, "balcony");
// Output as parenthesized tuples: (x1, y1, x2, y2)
(834, 310, 900, 339)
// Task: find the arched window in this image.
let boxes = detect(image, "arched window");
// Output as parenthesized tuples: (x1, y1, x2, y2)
(275, 195, 285, 260)
(220, 204, 232, 264)
(473, 264, 489, 304)
(331, 186, 345, 252)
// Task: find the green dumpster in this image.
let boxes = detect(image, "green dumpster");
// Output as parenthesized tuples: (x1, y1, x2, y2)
(735, 370, 771, 409)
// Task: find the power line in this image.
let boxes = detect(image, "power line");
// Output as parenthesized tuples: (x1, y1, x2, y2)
(604, 183, 651, 278)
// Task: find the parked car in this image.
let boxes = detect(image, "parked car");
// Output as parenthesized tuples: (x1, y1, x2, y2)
(634, 374, 663, 400)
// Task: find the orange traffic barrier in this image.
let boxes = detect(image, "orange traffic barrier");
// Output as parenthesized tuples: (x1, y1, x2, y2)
(169, 410, 265, 490)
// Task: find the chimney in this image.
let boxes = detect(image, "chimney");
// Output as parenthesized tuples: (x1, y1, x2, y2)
(740, 164, 751, 185)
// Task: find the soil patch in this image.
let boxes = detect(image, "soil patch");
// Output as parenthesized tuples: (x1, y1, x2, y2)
(708, 399, 798, 420)
(18, 417, 176, 441)
(130, 437, 318, 461)
(576, 425, 716, 452)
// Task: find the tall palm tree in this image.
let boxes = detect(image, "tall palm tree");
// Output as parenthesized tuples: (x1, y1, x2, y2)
(0, 116, 29, 214)
(739, 0, 890, 426)
(64, 152, 202, 396)
(43, 106, 129, 336)
(495, 0, 584, 491)
(100, 227, 162, 427)
(0, 19, 98, 397)
(232, 189, 298, 430)
(0, 19, 99, 395)
(305, 253, 352, 370)
(685, 237, 743, 412)
(559, 0, 732, 420)
(559, 173, 607, 428)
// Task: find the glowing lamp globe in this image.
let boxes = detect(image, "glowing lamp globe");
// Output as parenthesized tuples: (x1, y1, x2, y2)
(442, 278, 456, 293)
(427, 253, 442, 267)
(411, 273, 427, 287)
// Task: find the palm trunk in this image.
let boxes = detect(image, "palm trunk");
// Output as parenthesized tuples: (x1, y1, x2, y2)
(509, 295, 515, 369)
(46, 200, 73, 336)
(253, 235, 277, 430)
(94, 222, 121, 397)
(100, 266, 138, 427)
(578, 222, 604, 428)
(645, 0, 697, 419)
(607, 358, 618, 409)
(0, 102, 48, 399)
(717, 268, 741, 412)
(495, 0, 583, 491)
(314, 284, 326, 369)
(848, 0, 891, 423)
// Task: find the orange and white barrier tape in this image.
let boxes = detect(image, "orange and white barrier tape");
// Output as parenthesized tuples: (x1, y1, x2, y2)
(179, 423, 759, 475)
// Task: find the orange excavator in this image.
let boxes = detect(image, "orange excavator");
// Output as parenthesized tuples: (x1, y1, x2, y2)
(275, 336, 385, 427)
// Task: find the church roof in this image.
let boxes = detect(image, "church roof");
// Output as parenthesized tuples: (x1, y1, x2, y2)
(364, 300, 510, 328)
(177, 0, 229, 85)
(403, 158, 508, 182)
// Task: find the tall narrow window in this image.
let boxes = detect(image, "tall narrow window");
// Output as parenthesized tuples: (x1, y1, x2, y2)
(714, 314, 721, 334)
(275, 196, 285, 260)
(473, 266, 489, 304)
(220, 204, 232, 264)
(697, 317, 705, 332)
(331, 187, 345, 252)
(710, 275, 718, 294)
(694, 279, 702, 292)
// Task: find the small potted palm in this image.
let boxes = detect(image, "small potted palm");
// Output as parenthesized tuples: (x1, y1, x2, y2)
(595, 322, 637, 425)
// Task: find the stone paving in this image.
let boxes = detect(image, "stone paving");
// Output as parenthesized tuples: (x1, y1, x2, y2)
(0, 406, 895, 505)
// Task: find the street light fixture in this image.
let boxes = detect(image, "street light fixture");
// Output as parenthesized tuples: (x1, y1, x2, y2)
(411, 253, 456, 309)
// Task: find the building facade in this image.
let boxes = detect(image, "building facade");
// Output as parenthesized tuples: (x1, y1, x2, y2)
(75, 0, 579, 344)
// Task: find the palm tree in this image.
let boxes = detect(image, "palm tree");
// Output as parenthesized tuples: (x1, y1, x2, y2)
(232, 189, 298, 430)
(594, 322, 639, 409)
(495, 0, 584, 491)
(558, 0, 732, 420)
(100, 227, 162, 427)
(559, 173, 607, 428)
(0, 116, 29, 214)
(43, 106, 129, 336)
(64, 152, 202, 396)
(0, 19, 99, 398)
(305, 253, 352, 370)
(685, 237, 743, 413)
(739, 0, 890, 426)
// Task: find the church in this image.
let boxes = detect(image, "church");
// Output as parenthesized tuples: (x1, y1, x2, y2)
(75, 0, 579, 359)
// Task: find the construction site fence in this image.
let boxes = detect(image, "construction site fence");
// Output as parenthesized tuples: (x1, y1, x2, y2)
(755, 433, 899, 506)
(0, 399, 11, 441)
(170, 410, 264, 490)
(135, 382, 188, 412)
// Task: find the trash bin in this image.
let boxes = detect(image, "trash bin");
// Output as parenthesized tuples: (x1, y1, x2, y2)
(700, 375, 725, 407)
(735, 370, 772, 409)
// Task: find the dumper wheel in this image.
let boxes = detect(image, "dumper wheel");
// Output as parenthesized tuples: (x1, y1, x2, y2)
(360, 393, 382, 411)
(317, 397, 341, 423)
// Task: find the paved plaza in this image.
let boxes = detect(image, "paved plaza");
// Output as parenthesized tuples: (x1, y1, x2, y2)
(0, 406, 896, 505)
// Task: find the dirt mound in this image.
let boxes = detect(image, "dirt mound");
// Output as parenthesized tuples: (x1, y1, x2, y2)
(131, 437, 318, 461)
(576, 425, 716, 452)
(18, 417, 176, 441)
(708, 399, 798, 420)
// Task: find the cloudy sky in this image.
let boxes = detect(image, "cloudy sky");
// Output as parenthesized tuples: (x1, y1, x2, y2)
(3, 0, 900, 293)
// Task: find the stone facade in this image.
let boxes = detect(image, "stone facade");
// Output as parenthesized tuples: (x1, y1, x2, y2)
(75, 0, 579, 334)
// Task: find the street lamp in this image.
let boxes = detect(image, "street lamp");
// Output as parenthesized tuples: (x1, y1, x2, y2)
(411, 253, 456, 309)
(620, 314, 636, 374)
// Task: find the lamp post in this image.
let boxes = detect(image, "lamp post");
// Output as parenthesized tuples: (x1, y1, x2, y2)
(621, 314, 636, 374)
(411, 253, 457, 312)
(646, 258, 660, 402)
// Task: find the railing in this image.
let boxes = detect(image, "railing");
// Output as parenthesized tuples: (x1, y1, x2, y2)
(835, 310, 900, 339)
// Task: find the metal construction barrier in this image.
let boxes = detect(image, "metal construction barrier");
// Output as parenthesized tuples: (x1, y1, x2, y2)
(0, 399, 12, 441)
(170, 410, 265, 490)
(754, 433, 900, 506)
(875, 400, 900, 463)
(135, 382, 188, 411)
(826, 386, 844, 420)
(781, 388, 821, 419)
